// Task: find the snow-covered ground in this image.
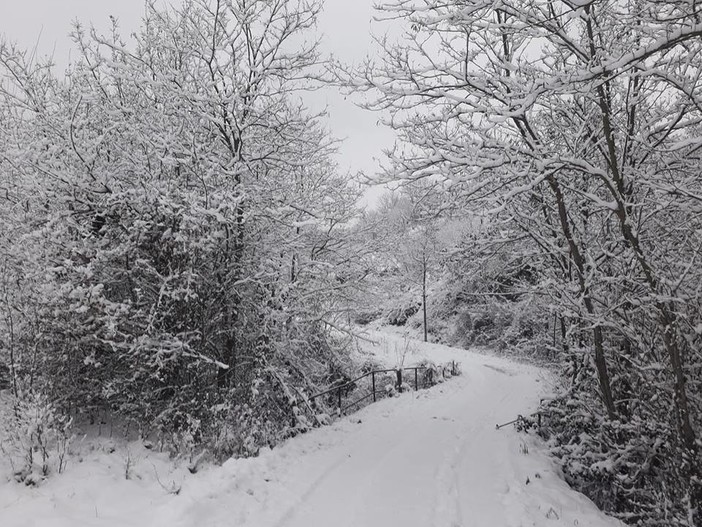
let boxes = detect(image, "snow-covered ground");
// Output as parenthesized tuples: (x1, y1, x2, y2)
(1, 332, 622, 527)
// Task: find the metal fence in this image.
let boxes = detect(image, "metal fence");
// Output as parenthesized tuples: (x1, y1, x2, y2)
(308, 361, 459, 416)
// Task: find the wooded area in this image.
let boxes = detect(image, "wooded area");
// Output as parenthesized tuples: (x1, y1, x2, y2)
(1, 1, 701, 525)
(0, 0, 368, 461)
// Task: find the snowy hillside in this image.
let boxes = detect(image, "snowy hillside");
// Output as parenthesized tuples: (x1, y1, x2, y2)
(0, 333, 622, 527)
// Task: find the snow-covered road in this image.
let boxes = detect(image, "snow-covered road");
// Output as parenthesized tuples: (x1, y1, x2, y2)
(1, 333, 623, 527)
(152, 333, 622, 527)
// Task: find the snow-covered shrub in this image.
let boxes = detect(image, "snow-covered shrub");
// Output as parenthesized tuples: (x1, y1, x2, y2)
(209, 368, 313, 459)
(414, 359, 440, 388)
(386, 300, 420, 327)
(401, 241, 552, 359)
(353, 309, 383, 326)
(493, 297, 551, 358)
(539, 391, 694, 526)
(384, 383, 397, 397)
(451, 310, 473, 345)
(0, 0, 364, 466)
(359, 357, 385, 374)
(0, 392, 72, 483)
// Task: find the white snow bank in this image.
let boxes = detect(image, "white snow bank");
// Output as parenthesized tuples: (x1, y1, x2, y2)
(0, 438, 187, 527)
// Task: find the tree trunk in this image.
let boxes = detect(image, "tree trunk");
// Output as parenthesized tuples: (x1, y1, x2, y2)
(547, 174, 617, 420)
(422, 256, 428, 343)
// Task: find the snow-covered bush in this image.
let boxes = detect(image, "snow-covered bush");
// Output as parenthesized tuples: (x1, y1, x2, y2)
(539, 389, 694, 526)
(0, 0, 364, 467)
(385, 296, 420, 327)
(424, 253, 551, 359)
(0, 392, 72, 484)
(413, 359, 440, 388)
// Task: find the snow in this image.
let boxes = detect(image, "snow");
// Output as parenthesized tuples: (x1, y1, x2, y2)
(0, 440, 185, 527)
(0, 332, 623, 527)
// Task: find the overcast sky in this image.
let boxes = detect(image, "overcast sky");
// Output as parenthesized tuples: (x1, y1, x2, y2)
(1, 0, 395, 206)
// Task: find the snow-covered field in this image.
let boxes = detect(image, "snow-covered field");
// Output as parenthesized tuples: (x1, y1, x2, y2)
(0, 332, 622, 527)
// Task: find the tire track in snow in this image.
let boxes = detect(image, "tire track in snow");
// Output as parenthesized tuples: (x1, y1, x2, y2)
(273, 403, 436, 527)
(345, 421, 450, 527)
(271, 453, 350, 527)
(431, 370, 510, 527)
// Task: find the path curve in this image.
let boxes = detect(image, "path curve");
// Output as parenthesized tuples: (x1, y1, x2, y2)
(151, 333, 623, 527)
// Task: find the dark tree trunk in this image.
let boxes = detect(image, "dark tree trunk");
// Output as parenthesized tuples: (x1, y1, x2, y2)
(548, 175, 617, 420)
(422, 256, 428, 343)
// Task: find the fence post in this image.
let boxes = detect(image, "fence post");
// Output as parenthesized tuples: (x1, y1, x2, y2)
(414, 368, 418, 391)
(396, 369, 403, 393)
(372, 371, 376, 403)
(337, 387, 342, 415)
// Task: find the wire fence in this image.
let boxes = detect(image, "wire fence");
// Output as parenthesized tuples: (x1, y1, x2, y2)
(307, 361, 460, 417)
